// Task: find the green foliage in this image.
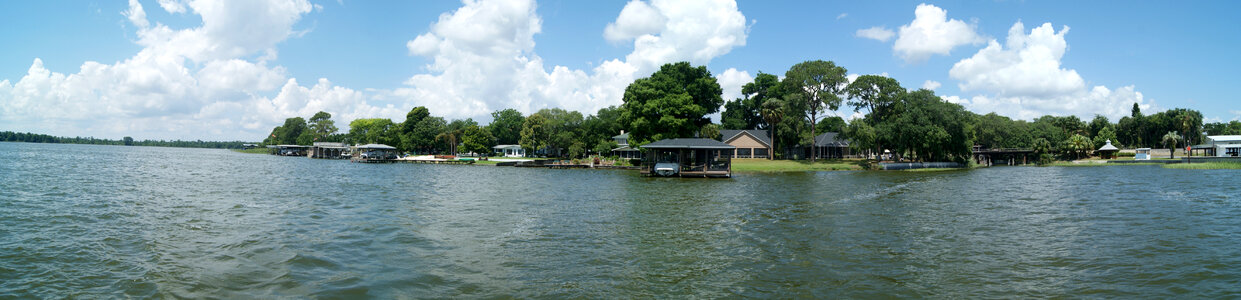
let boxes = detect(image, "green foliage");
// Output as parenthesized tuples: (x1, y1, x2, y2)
(489, 109, 525, 145)
(1093, 125, 1118, 149)
(460, 125, 494, 155)
(1203, 120, 1241, 135)
(759, 98, 786, 159)
(782, 60, 848, 160)
(1064, 134, 1091, 160)
(123, 136, 134, 146)
(266, 117, 308, 145)
(593, 139, 619, 155)
(1162, 131, 1181, 159)
(699, 123, 721, 140)
(348, 118, 399, 146)
(308, 111, 338, 142)
(519, 114, 549, 155)
(721, 72, 782, 130)
(619, 62, 723, 146)
(973, 113, 1032, 149)
(567, 142, 586, 159)
(519, 108, 584, 157)
(843, 119, 877, 156)
(877, 90, 974, 163)
(845, 75, 903, 123)
(580, 106, 623, 152)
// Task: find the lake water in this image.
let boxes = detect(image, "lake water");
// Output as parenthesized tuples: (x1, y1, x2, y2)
(2, 142, 1240, 298)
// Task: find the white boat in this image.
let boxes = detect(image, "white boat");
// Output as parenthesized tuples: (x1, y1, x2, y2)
(653, 162, 679, 176)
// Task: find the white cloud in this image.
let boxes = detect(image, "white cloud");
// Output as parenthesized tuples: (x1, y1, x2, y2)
(0, 0, 395, 140)
(836, 13, 848, 20)
(717, 68, 752, 101)
(922, 80, 941, 90)
(892, 4, 983, 63)
(856, 26, 895, 42)
(394, 0, 749, 120)
(157, 0, 187, 14)
(946, 21, 1152, 121)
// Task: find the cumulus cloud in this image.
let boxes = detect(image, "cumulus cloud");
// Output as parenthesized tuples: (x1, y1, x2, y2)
(892, 3, 983, 63)
(0, 0, 400, 140)
(856, 26, 895, 42)
(836, 13, 848, 20)
(717, 68, 752, 101)
(922, 80, 941, 90)
(946, 21, 1152, 121)
(394, 0, 749, 119)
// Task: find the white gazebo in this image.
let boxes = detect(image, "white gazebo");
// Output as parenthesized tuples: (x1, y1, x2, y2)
(1097, 140, 1119, 159)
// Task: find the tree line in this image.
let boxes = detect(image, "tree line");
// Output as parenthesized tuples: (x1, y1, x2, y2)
(0, 131, 249, 149)
(261, 60, 1226, 164)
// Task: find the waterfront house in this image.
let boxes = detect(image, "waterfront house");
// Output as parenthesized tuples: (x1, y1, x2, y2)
(1135, 148, 1151, 160)
(1206, 135, 1241, 157)
(813, 132, 853, 159)
(493, 144, 525, 157)
(639, 138, 735, 178)
(610, 131, 641, 159)
(719, 130, 771, 159)
(309, 142, 349, 159)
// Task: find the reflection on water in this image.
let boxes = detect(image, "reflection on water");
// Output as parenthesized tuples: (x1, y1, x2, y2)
(1, 142, 1239, 298)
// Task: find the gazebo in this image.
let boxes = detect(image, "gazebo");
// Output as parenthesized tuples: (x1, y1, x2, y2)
(1096, 139, 1119, 159)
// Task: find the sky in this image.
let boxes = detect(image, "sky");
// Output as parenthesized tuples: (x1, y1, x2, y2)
(1, 0, 1239, 141)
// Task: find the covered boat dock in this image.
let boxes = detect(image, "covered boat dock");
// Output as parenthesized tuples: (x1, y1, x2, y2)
(639, 138, 735, 178)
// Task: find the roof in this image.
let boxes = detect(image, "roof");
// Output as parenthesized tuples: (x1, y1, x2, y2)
(612, 133, 629, 139)
(1098, 140, 1119, 151)
(493, 144, 523, 150)
(640, 138, 736, 150)
(356, 144, 396, 150)
(1208, 135, 1241, 142)
(313, 142, 345, 147)
(720, 129, 772, 148)
(276, 144, 309, 148)
(813, 132, 850, 147)
(611, 146, 639, 152)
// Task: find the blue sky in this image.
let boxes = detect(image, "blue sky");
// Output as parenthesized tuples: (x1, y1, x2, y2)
(1, 0, 1238, 141)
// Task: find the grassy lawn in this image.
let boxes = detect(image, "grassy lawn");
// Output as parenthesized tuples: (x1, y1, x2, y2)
(1163, 162, 1241, 169)
(731, 159, 865, 172)
(231, 148, 268, 154)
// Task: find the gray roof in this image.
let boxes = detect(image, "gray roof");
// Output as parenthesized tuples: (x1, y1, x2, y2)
(493, 144, 522, 150)
(814, 132, 849, 147)
(612, 132, 629, 139)
(356, 144, 396, 150)
(275, 144, 309, 148)
(720, 129, 772, 148)
(641, 138, 736, 150)
(1098, 140, 1119, 151)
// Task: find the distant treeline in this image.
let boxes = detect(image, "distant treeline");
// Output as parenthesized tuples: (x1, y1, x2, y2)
(0, 131, 252, 149)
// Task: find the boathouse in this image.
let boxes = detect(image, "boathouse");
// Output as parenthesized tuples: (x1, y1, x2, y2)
(269, 145, 309, 156)
(719, 130, 771, 159)
(639, 138, 735, 178)
(1206, 135, 1241, 157)
(610, 132, 641, 159)
(352, 144, 398, 162)
(309, 142, 349, 159)
(493, 144, 525, 157)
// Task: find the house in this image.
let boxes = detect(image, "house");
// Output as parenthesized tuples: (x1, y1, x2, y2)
(639, 138, 735, 178)
(719, 129, 771, 159)
(309, 142, 349, 159)
(813, 132, 853, 159)
(1135, 148, 1151, 160)
(493, 144, 525, 157)
(1206, 135, 1241, 157)
(610, 131, 641, 159)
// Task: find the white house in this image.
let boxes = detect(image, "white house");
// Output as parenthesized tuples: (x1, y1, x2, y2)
(493, 144, 525, 157)
(1206, 135, 1241, 157)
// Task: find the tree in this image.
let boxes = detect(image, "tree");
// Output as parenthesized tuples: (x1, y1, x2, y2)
(1065, 134, 1091, 160)
(348, 118, 399, 146)
(123, 136, 134, 146)
(1093, 125, 1118, 149)
(845, 75, 903, 124)
(581, 106, 623, 151)
(459, 125, 494, 156)
(843, 120, 876, 160)
(721, 72, 782, 130)
(276, 117, 308, 145)
(519, 114, 549, 156)
(782, 60, 848, 161)
(568, 142, 586, 159)
(1087, 115, 1110, 139)
(489, 109, 524, 145)
(618, 62, 724, 146)
(759, 98, 785, 160)
(699, 123, 721, 140)
(878, 89, 974, 163)
(1162, 131, 1181, 159)
(308, 111, 338, 142)
(1032, 138, 1054, 165)
(520, 108, 584, 157)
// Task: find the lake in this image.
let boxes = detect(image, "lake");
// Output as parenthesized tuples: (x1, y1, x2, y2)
(2, 142, 1239, 298)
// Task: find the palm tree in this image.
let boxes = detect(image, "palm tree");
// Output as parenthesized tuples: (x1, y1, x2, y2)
(1067, 134, 1091, 160)
(1162, 131, 1181, 159)
(760, 99, 786, 160)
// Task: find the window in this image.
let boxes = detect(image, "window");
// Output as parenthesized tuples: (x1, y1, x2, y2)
(738, 148, 751, 157)
(754, 148, 769, 157)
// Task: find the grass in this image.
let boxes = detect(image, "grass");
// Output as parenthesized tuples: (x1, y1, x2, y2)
(730, 159, 865, 172)
(231, 148, 268, 154)
(1162, 162, 1241, 169)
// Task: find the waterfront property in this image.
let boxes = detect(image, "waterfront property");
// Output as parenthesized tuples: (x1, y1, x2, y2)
(308, 142, 349, 159)
(610, 131, 641, 159)
(720, 129, 771, 159)
(352, 144, 398, 162)
(493, 145, 525, 157)
(1136, 148, 1151, 160)
(639, 138, 735, 178)
(813, 132, 853, 159)
(972, 146, 1034, 166)
(1206, 135, 1241, 157)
